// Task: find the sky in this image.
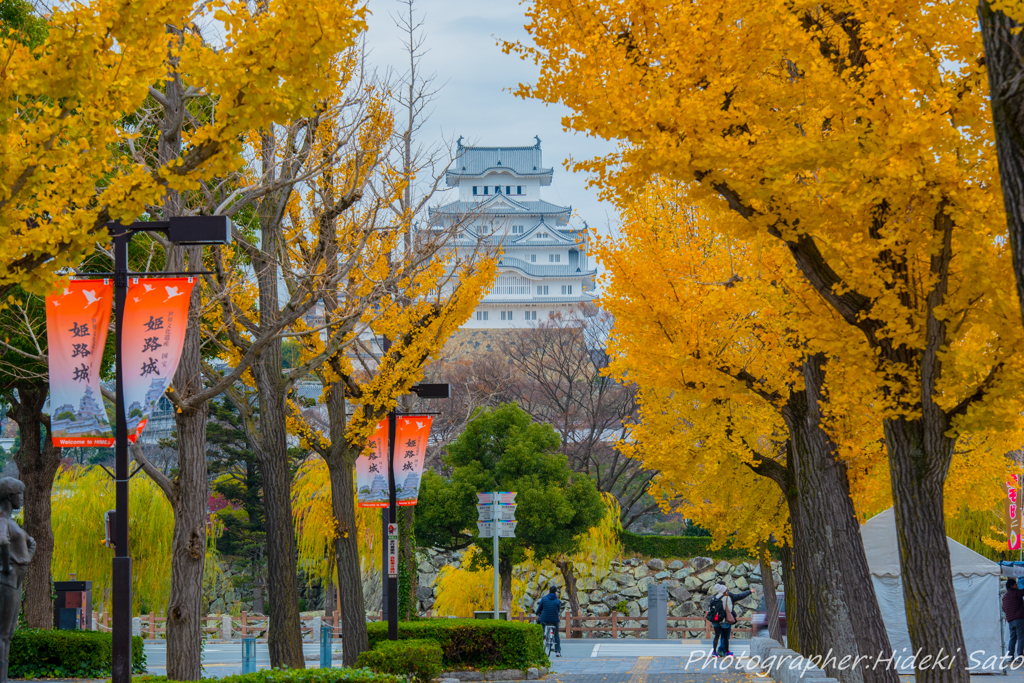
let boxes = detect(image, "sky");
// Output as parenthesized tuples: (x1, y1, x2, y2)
(362, 0, 621, 233)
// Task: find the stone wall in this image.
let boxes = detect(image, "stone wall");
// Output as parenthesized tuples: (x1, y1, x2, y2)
(414, 550, 783, 630)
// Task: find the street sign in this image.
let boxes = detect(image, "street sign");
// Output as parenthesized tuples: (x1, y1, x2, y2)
(477, 492, 517, 505)
(478, 520, 517, 538)
(477, 504, 517, 521)
(387, 523, 398, 578)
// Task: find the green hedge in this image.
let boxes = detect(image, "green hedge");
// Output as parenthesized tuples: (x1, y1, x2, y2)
(619, 531, 778, 560)
(356, 638, 443, 683)
(10, 629, 146, 678)
(135, 669, 404, 683)
(366, 619, 548, 670)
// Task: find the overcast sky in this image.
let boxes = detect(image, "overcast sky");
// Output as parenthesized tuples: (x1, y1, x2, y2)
(362, 0, 621, 232)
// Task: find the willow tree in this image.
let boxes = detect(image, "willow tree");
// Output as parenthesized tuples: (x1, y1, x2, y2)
(513, 3, 1024, 681)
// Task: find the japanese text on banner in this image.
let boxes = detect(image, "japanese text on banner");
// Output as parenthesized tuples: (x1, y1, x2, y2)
(45, 281, 114, 447)
(121, 278, 195, 443)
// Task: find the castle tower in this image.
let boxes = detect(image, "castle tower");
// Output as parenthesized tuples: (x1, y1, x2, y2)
(428, 137, 596, 328)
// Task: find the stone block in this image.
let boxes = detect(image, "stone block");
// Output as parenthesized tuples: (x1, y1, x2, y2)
(416, 585, 433, 601)
(418, 561, 435, 574)
(715, 560, 733, 575)
(601, 578, 618, 592)
(662, 579, 680, 589)
(526, 668, 540, 680)
(669, 586, 691, 602)
(655, 571, 671, 580)
(634, 565, 650, 579)
(637, 577, 656, 593)
(697, 569, 717, 583)
(639, 597, 648, 611)
(683, 576, 703, 590)
(647, 558, 665, 571)
(674, 568, 693, 579)
(724, 576, 736, 589)
(691, 556, 713, 570)
(620, 586, 642, 598)
(602, 593, 622, 607)
(628, 600, 641, 617)
(578, 592, 590, 606)
(735, 577, 749, 590)
(750, 636, 783, 661)
(613, 572, 636, 587)
(591, 604, 610, 616)
(668, 560, 684, 570)
(577, 577, 598, 591)
(589, 590, 604, 602)
(733, 564, 749, 577)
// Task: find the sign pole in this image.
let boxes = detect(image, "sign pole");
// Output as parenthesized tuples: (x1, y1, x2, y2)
(387, 409, 398, 640)
(111, 232, 132, 683)
(493, 490, 499, 619)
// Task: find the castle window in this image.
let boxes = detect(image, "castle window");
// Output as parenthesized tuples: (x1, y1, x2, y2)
(561, 285, 573, 295)
(473, 186, 478, 195)
(530, 254, 537, 263)
(512, 225, 524, 235)
(506, 186, 511, 194)
(484, 186, 489, 195)
(476, 311, 488, 321)
(548, 254, 561, 263)
(525, 310, 537, 320)
(537, 285, 549, 295)
(517, 186, 522, 194)
(495, 186, 502, 194)
(538, 232, 549, 238)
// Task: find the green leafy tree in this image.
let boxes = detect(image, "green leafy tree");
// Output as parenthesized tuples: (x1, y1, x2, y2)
(415, 402, 604, 611)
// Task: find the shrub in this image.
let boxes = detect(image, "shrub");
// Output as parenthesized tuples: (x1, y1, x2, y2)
(366, 618, 547, 670)
(619, 531, 780, 561)
(356, 638, 443, 683)
(9, 629, 146, 678)
(135, 669, 404, 683)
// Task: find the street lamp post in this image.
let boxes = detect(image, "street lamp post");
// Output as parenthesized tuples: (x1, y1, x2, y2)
(382, 382, 449, 640)
(108, 217, 231, 683)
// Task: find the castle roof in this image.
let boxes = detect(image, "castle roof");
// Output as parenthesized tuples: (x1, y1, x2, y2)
(429, 196, 572, 225)
(496, 256, 597, 279)
(445, 137, 553, 186)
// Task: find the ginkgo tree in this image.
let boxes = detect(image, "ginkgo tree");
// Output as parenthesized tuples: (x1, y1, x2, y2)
(1, 0, 368, 301)
(593, 187, 897, 682)
(513, 3, 1024, 681)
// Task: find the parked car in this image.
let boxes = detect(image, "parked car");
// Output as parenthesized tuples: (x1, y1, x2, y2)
(751, 593, 786, 637)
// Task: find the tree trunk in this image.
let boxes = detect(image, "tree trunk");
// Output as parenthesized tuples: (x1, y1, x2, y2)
(164, 402, 208, 681)
(499, 556, 513, 614)
(158, 244, 210, 682)
(782, 355, 896, 683)
(255, 406, 305, 669)
(759, 542, 782, 644)
(9, 383, 61, 629)
(399, 506, 417, 620)
(325, 582, 335, 619)
(556, 558, 579, 636)
(253, 581, 264, 615)
(883, 416, 967, 683)
(780, 543, 799, 653)
(327, 445, 368, 666)
(978, 2, 1024, 329)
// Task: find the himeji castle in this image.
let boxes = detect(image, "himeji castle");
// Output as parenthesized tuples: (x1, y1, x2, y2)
(428, 137, 596, 329)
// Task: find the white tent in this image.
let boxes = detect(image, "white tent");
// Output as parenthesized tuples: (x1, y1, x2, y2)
(860, 508, 1002, 673)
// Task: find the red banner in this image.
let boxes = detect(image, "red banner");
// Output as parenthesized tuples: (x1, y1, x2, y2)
(356, 416, 433, 507)
(46, 281, 115, 447)
(1007, 476, 1022, 551)
(121, 278, 194, 443)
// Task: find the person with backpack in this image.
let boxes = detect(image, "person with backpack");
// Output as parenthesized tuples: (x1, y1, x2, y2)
(706, 583, 752, 656)
(536, 586, 563, 657)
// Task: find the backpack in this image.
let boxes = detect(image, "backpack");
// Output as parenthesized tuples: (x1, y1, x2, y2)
(706, 596, 726, 623)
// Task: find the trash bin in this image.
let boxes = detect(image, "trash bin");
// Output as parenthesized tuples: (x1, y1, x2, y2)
(53, 580, 92, 630)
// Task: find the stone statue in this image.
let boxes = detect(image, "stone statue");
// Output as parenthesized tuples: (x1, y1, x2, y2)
(0, 478, 34, 683)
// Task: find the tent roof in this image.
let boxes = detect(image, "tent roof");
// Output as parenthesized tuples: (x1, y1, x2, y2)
(860, 507, 999, 578)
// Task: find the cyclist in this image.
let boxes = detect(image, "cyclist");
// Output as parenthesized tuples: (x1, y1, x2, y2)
(536, 585, 562, 657)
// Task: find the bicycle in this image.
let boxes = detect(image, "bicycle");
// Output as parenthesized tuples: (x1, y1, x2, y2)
(543, 624, 556, 658)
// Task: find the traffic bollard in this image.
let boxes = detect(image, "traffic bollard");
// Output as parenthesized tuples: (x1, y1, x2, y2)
(320, 625, 333, 668)
(242, 637, 257, 674)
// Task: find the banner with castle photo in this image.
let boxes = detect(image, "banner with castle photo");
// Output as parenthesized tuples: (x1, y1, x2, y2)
(356, 416, 433, 507)
(121, 277, 195, 443)
(46, 280, 115, 446)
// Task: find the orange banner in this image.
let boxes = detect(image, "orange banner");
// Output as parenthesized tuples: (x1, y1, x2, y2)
(46, 281, 114, 447)
(1007, 477, 1022, 551)
(121, 278, 194, 443)
(355, 416, 433, 507)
